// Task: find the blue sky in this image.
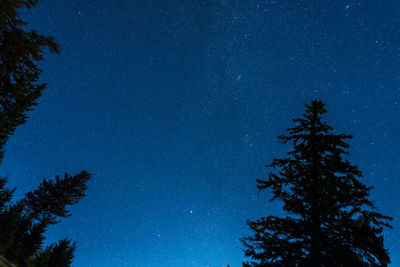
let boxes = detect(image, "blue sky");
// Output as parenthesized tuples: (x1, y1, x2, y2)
(2, 0, 399, 266)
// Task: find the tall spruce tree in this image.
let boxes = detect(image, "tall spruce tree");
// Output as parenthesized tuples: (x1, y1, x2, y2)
(241, 100, 392, 266)
(0, 1, 91, 266)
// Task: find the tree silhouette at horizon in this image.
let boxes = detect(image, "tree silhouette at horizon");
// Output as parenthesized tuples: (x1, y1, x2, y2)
(0, 1, 90, 266)
(242, 100, 392, 266)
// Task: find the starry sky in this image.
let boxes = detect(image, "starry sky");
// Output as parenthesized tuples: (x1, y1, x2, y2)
(2, 0, 399, 266)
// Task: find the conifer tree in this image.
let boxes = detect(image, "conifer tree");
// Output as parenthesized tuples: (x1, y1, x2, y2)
(0, 1, 90, 266)
(241, 100, 392, 266)
(0, 0, 60, 158)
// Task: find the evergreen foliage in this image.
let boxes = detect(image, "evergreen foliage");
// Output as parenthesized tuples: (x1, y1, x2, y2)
(0, 1, 90, 266)
(241, 100, 392, 267)
(0, 0, 59, 159)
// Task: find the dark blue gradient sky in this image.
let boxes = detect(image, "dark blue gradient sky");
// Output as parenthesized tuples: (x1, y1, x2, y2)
(2, 0, 399, 266)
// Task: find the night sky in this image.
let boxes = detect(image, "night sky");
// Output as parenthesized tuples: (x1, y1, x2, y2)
(2, 0, 399, 266)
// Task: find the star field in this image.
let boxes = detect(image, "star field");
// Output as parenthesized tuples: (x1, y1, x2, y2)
(1, 1, 399, 266)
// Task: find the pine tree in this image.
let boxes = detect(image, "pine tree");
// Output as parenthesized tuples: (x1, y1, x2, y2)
(241, 100, 392, 266)
(0, 0, 60, 159)
(0, 1, 90, 266)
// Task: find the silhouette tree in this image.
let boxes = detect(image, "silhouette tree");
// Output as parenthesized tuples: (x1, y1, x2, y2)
(241, 100, 392, 266)
(0, 1, 90, 266)
(0, 0, 59, 158)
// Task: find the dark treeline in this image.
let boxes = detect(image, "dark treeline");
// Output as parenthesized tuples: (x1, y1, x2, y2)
(0, 1, 90, 266)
